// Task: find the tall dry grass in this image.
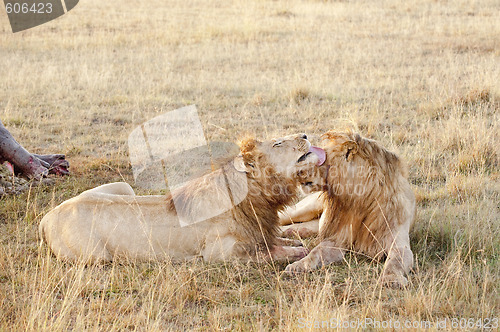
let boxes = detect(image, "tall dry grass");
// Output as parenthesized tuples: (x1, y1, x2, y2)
(0, 0, 499, 330)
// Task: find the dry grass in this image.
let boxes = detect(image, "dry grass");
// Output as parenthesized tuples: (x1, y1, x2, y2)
(0, 0, 499, 330)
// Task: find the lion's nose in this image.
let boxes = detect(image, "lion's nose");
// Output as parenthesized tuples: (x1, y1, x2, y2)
(301, 134, 308, 140)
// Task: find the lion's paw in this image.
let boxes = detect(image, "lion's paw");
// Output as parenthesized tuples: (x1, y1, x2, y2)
(282, 227, 317, 239)
(381, 273, 408, 289)
(284, 260, 310, 274)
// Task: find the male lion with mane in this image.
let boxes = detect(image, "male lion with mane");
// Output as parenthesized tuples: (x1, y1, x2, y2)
(40, 134, 327, 264)
(283, 131, 415, 288)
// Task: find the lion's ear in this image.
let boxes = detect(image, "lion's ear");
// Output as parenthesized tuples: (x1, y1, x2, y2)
(342, 141, 358, 161)
(321, 131, 335, 140)
(233, 155, 249, 173)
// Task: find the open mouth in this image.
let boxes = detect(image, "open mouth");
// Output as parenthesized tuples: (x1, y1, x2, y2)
(297, 152, 312, 163)
(297, 146, 326, 166)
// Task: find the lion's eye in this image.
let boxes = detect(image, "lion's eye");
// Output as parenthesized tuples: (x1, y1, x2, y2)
(272, 141, 282, 147)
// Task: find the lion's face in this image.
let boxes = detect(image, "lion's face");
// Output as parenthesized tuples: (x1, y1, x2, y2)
(296, 131, 365, 193)
(235, 134, 326, 179)
(262, 134, 325, 174)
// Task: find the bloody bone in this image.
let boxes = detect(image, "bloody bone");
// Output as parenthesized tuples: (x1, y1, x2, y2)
(0, 120, 69, 179)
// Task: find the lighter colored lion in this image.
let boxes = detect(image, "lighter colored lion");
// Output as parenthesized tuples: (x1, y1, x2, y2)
(283, 131, 416, 287)
(39, 134, 327, 263)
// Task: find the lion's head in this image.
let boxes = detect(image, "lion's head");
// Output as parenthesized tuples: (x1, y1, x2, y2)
(295, 131, 403, 196)
(233, 133, 326, 179)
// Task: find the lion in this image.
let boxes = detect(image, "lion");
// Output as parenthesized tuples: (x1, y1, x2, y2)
(39, 133, 327, 264)
(283, 131, 416, 288)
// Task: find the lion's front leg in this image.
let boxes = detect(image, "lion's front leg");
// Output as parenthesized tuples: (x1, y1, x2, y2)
(281, 219, 319, 239)
(381, 246, 413, 288)
(284, 240, 344, 273)
(279, 192, 324, 225)
(380, 225, 414, 288)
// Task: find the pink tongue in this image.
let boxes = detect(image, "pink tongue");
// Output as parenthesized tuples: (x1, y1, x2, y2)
(309, 146, 326, 166)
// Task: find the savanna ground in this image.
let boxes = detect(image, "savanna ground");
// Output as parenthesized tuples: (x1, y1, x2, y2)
(0, 0, 499, 330)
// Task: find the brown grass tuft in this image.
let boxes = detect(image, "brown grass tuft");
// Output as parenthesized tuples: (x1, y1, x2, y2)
(454, 89, 491, 106)
(289, 87, 311, 105)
